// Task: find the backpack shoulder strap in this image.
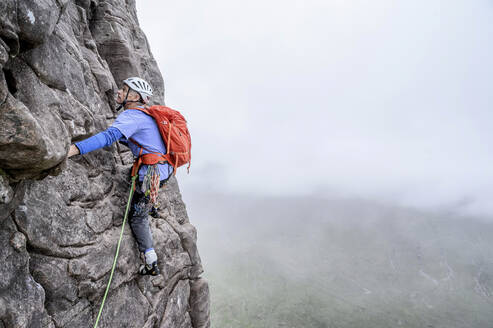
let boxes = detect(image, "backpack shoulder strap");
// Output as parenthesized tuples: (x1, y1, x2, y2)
(127, 107, 151, 116)
(128, 137, 146, 152)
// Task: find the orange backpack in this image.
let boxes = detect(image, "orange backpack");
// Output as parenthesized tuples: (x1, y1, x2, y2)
(129, 105, 191, 178)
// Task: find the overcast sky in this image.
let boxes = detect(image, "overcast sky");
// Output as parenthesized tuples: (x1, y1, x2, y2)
(136, 0, 493, 217)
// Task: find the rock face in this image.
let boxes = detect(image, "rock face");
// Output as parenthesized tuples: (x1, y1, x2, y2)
(0, 1, 210, 327)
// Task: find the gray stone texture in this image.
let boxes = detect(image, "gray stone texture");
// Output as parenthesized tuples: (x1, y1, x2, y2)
(0, 0, 210, 327)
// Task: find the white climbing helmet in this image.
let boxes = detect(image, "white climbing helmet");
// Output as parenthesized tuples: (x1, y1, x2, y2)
(123, 77, 153, 103)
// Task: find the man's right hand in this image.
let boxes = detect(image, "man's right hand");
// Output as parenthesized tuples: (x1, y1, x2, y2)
(68, 144, 80, 157)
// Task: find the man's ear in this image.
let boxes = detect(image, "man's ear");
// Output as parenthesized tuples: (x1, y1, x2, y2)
(128, 90, 141, 101)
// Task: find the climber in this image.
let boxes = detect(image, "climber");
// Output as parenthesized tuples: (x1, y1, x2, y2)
(67, 77, 172, 276)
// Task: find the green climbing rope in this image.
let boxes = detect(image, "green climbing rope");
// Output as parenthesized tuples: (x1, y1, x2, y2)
(93, 174, 137, 328)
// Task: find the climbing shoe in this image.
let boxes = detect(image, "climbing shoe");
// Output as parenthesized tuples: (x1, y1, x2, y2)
(139, 261, 160, 276)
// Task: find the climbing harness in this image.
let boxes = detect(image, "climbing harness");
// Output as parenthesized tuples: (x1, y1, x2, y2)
(93, 174, 137, 328)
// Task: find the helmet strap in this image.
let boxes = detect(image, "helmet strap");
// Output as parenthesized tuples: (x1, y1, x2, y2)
(116, 88, 130, 111)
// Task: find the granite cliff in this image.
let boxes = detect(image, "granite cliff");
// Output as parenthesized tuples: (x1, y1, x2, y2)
(0, 0, 210, 327)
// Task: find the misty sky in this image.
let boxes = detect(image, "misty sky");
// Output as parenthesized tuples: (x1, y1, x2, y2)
(136, 1, 493, 217)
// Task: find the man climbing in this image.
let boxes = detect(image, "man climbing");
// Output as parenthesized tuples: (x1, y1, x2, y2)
(67, 77, 172, 276)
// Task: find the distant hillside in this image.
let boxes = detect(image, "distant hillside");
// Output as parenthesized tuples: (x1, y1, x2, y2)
(188, 192, 493, 328)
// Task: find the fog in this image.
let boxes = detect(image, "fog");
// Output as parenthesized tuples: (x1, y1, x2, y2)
(135, 1, 493, 326)
(186, 191, 493, 327)
(137, 0, 493, 217)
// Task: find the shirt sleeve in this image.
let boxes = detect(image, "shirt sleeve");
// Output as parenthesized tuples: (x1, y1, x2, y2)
(110, 109, 142, 139)
(74, 127, 123, 155)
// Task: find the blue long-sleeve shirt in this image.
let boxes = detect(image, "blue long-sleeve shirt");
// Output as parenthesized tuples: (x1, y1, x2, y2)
(74, 109, 173, 181)
(75, 127, 123, 155)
